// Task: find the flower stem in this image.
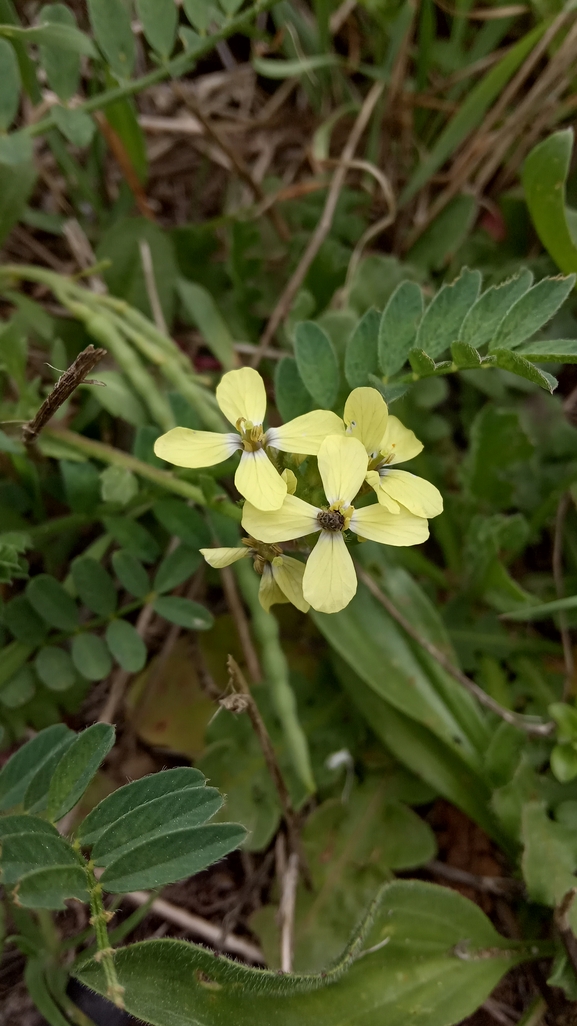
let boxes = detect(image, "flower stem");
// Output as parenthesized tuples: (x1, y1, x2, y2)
(234, 558, 316, 795)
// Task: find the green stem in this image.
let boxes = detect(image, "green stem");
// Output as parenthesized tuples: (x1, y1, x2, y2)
(234, 557, 316, 795)
(83, 859, 124, 1009)
(23, 0, 279, 141)
(27, 512, 91, 542)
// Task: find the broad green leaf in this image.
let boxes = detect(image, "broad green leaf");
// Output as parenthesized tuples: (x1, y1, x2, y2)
(0, 21, 96, 58)
(502, 594, 577, 620)
(461, 405, 532, 507)
(451, 340, 481, 369)
(0, 831, 79, 885)
(344, 308, 380, 388)
(112, 550, 150, 598)
(100, 465, 139, 505)
(294, 321, 339, 408)
(253, 54, 340, 78)
(78, 766, 206, 846)
(38, 4, 81, 101)
(378, 281, 424, 378)
(52, 105, 95, 147)
(71, 633, 113, 681)
(87, 0, 135, 77)
(35, 646, 76, 691)
(152, 596, 214, 630)
(408, 348, 436, 376)
(103, 517, 160, 564)
(3, 595, 48, 645)
(78, 880, 524, 1026)
(0, 38, 20, 131)
(0, 724, 73, 810)
(88, 369, 147, 427)
(26, 573, 79, 631)
(0, 815, 59, 838)
(152, 499, 210, 548)
(177, 280, 236, 371)
(516, 339, 577, 363)
(0, 150, 36, 246)
(0, 640, 33, 690)
(489, 275, 575, 351)
(72, 558, 117, 616)
(46, 723, 115, 822)
(183, 0, 217, 32)
(415, 269, 481, 359)
(459, 271, 533, 349)
(136, 0, 177, 58)
(153, 545, 202, 593)
(0, 665, 36, 708)
(401, 22, 548, 204)
(253, 778, 436, 972)
(522, 801, 577, 932)
(492, 348, 556, 392)
(100, 822, 246, 892)
(522, 129, 577, 277)
(274, 356, 313, 422)
(105, 619, 147, 673)
(24, 734, 77, 814)
(17, 865, 89, 910)
(91, 786, 223, 866)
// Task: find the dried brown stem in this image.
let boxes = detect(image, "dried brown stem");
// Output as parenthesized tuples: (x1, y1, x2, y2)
(251, 80, 384, 364)
(22, 344, 106, 446)
(553, 492, 575, 700)
(94, 111, 156, 222)
(426, 860, 523, 897)
(221, 566, 262, 683)
(554, 888, 577, 979)
(278, 844, 299, 973)
(356, 564, 555, 737)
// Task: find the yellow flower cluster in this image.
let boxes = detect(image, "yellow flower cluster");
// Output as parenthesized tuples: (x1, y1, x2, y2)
(154, 368, 443, 615)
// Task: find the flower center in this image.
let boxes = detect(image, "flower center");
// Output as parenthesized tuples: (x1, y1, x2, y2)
(237, 418, 265, 452)
(317, 509, 346, 532)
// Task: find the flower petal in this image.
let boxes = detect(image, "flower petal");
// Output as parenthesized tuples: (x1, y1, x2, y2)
(271, 555, 309, 613)
(351, 503, 429, 545)
(235, 450, 287, 510)
(267, 410, 344, 456)
(154, 427, 240, 468)
(303, 532, 357, 614)
(216, 367, 267, 426)
(200, 547, 249, 569)
(259, 564, 288, 613)
(282, 468, 298, 494)
(318, 434, 368, 506)
(344, 387, 388, 455)
(243, 493, 319, 543)
(380, 416, 423, 465)
(380, 470, 443, 518)
(366, 470, 400, 513)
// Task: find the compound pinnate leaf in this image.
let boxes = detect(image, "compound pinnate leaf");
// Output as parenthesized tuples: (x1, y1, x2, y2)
(458, 271, 533, 350)
(136, 0, 177, 58)
(87, 0, 135, 78)
(522, 129, 577, 277)
(378, 281, 424, 378)
(415, 268, 481, 359)
(489, 275, 576, 351)
(105, 619, 147, 673)
(91, 786, 223, 866)
(35, 646, 76, 692)
(112, 550, 150, 599)
(294, 322, 340, 409)
(78, 766, 206, 846)
(0, 38, 20, 132)
(46, 723, 115, 822)
(344, 308, 380, 388)
(0, 724, 73, 810)
(17, 865, 89, 910)
(71, 558, 117, 616)
(77, 880, 524, 1026)
(100, 822, 246, 892)
(0, 815, 59, 839)
(26, 574, 79, 631)
(71, 633, 113, 682)
(152, 596, 214, 630)
(0, 831, 79, 885)
(153, 545, 202, 594)
(274, 356, 313, 422)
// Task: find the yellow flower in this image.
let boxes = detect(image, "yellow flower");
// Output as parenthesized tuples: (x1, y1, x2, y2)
(200, 543, 309, 614)
(154, 367, 343, 512)
(242, 434, 428, 614)
(344, 387, 443, 519)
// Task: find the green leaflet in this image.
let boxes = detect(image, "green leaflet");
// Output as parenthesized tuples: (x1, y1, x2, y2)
(105, 619, 147, 673)
(77, 880, 526, 1026)
(0, 38, 20, 131)
(415, 268, 481, 360)
(379, 280, 424, 377)
(344, 308, 380, 388)
(46, 723, 115, 822)
(294, 321, 340, 408)
(522, 129, 577, 277)
(177, 280, 236, 371)
(87, 0, 135, 77)
(488, 275, 575, 351)
(0, 723, 73, 810)
(458, 270, 533, 350)
(71, 557, 117, 616)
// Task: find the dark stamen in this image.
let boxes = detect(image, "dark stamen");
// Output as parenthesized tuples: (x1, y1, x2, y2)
(317, 509, 345, 532)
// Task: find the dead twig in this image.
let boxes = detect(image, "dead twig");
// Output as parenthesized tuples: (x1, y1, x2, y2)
(554, 888, 577, 978)
(221, 566, 262, 683)
(426, 860, 524, 897)
(276, 835, 299, 974)
(251, 80, 385, 364)
(22, 345, 106, 446)
(553, 493, 575, 700)
(355, 564, 555, 737)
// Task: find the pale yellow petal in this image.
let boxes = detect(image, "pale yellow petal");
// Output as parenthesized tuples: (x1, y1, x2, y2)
(350, 504, 429, 546)
(267, 410, 344, 456)
(344, 387, 388, 455)
(216, 367, 267, 426)
(271, 555, 310, 613)
(259, 564, 288, 613)
(318, 434, 368, 506)
(200, 547, 249, 569)
(303, 532, 357, 614)
(380, 416, 423, 465)
(235, 450, 286, 511)
(242, 493, 319, 543)
(282, 468, 298, 495)
(154, 427, 240, 468)
(366, 470, 400, 513)
(379, 470, 443, 518)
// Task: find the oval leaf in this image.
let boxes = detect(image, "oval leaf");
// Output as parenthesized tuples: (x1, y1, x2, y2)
(26, 574, 79, 631)
(35, 646, 76, 692)
(71, 557, 117, 616)
(0, 724, 73, 811)
(71, 633, 113, 681)
(378, 281, 424, 378)
(46, 723, 115, 822)
(87, 0, 135, 78)
(294, 321, 339, 408)
(112, 549, 150, 598)
(152, 596, 214, 630)
(105, 619, 147, 673)
(17, 864, 89, 910)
